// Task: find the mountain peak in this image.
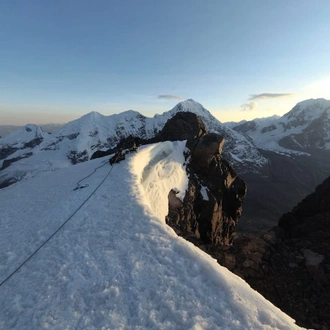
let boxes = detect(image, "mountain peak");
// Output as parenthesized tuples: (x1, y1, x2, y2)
(284, 98, 330, 121)
(80, 111, 103, 120)
(177, 98, 203, 108)
(0, 124, 45, 147)
(170, 99, 212, 119)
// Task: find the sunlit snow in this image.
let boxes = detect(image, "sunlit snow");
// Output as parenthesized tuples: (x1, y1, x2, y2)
(0, 141, 302, 329)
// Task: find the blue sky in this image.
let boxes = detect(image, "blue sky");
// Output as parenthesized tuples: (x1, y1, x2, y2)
(1, 0, 330, 125)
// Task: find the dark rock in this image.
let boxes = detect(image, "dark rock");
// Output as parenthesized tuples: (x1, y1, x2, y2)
(67, 150, 89, 164)
(155, 112, 207, 142)
(91, 135, 145, 160)
(24, 137, 43, 149)
(0, 176, 21, 189)
(0, 146, 18, 160)
(261, 124, 277, 133)
(0, 152, 33, 170)
(166, 133, 247, 246)
(224, 253, 236, 270)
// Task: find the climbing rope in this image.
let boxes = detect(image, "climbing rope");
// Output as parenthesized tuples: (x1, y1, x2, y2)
(73, 160, 108, 191)
(0, 160, 117, 289)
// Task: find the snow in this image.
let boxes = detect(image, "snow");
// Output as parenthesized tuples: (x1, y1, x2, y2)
(131, 141, 188, 221)
(200, 185, 209, 201)
(0, 141, 302, 329)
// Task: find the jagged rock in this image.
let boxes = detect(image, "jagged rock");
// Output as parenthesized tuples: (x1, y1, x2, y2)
(0, 146, 18, 160)
(67, 150, 89, 164)
(166, 133, 247, 246)
(186, 133, 225, 172)
(155, 112, 207, 142)
(91, 136, 144, 160)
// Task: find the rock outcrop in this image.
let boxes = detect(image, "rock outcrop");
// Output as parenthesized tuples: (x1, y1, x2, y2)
(166, 133, 247, 246)
(153, 111, 207, 142)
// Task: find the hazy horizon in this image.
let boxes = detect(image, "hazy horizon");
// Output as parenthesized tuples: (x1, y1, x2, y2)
(1, 96, 329, 129)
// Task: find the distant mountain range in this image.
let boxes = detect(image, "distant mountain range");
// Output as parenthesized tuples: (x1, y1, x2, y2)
(0, 123, 64, 138)
(1, 98, 330, 234)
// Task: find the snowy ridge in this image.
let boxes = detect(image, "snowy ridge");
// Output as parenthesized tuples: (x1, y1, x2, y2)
(0, 141, 302, 329)
(231, 98, 330, 154)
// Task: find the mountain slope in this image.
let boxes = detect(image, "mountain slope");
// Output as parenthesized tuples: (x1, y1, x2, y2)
(226, 98, 330, 233)
(0, 141, 301, 329)
(231, 98, 330, 154)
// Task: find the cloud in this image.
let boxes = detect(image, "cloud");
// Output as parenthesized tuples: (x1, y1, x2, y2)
(248, 93, 296, 101)
(158, 94, 184, 100)
(241, 101, 258, 112)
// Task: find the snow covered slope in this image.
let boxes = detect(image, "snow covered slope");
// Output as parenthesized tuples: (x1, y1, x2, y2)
(231, 98, 330, 154)
(0, 141, 301, 329)
(0, 125, 48, 185)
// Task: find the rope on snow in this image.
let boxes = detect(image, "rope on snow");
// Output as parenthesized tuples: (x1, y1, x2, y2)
(0, 160, 117, 289)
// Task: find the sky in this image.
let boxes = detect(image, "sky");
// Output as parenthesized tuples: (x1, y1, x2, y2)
(1, 0, 330, 125)
(0, 141, 301, 329)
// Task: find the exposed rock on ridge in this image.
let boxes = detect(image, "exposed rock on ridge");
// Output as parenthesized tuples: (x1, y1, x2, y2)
(166, 132, 247, 246)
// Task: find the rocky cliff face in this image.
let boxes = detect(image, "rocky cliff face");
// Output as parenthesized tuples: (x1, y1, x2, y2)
(166, 133, 247, 246)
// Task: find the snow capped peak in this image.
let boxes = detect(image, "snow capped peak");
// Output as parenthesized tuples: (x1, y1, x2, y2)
(170, 99, 212, 118)
(85, 110, 102, 116)
(0, 124, 46, 148)
(71, 111, 105, 125)
(285, 98, 330, 120)
(178, 98, 202, 107)
(295, 97, 330, 109)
